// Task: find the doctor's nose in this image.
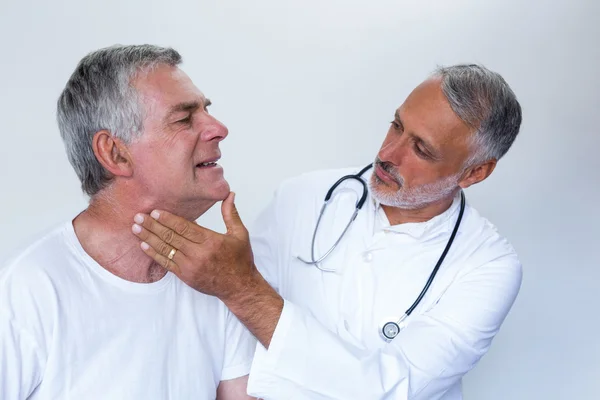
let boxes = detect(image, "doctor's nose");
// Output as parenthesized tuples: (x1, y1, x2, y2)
(378, 137, 409, 166)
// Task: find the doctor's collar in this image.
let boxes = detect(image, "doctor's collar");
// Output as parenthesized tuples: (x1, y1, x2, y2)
(372, 191, 464, 240)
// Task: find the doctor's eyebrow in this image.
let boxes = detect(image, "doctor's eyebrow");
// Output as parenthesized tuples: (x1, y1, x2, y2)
(393, 110, 405, 130)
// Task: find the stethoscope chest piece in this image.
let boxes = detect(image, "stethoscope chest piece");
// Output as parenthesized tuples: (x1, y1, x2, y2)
(382, 321, 401, 340)
(380, 313, 408, 342)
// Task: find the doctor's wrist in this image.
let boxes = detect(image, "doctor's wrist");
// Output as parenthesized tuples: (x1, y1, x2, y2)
(221, 267, 273, 304)
(221, 269, 284, 347)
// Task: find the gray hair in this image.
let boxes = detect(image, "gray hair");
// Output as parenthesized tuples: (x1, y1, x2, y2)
(432, 64, 522, 166)
(56, 44, 182, 196)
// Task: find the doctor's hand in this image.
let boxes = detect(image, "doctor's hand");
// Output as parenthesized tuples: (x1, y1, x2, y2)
(131, 192, 284, 347)
(131, 192, 257, 300)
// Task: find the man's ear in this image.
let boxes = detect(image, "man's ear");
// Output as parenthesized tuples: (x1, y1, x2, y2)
(459, 159, 497, 189)
(92, 130, 134, 178)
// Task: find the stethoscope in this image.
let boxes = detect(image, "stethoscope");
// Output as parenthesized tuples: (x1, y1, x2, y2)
(297, 163, 466, 342)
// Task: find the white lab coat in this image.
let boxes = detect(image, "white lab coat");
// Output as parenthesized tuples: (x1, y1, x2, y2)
(247, 167, 522, 400)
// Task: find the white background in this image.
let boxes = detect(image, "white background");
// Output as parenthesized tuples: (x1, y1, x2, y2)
(1, 0, 598, 398)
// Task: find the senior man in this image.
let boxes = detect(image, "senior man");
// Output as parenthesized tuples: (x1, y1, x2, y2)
(0, 44, 256, 399)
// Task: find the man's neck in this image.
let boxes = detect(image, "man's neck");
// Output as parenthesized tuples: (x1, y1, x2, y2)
(72, 185, 217, 283)
(73, 193, 166, 283)
(382, 193, 457, 226)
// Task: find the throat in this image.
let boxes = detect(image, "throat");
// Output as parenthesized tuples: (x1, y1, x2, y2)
(102, 261, 168, 283)
(73, 208, 168, 284)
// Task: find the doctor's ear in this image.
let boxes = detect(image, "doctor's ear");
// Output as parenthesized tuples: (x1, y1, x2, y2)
(458, 159, 497, 189)
(92, 130, 134, 178)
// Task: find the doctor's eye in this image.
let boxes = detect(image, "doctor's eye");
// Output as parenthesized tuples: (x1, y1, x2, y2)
(413, 143, 433, 160)
(390, 121, 401, 130)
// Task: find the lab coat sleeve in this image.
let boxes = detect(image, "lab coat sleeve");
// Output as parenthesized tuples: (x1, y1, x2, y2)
(247, 254, 522, 400)
(249, 188, 283, 293)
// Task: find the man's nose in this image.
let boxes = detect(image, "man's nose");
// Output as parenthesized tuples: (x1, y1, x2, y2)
(201, 115, 228, 142)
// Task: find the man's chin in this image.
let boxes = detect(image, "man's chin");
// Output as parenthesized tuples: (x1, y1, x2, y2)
(179, 184, 232, 220)
(214, 181, 231, 201)
(196, 177, 231, 201)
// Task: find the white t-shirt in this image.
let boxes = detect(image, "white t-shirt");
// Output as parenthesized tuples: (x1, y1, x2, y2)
(0, 221, 256, 399)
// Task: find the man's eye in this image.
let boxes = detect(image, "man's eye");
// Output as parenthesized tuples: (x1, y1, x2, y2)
(390, 121, 400, 130)
(177, 115, 192, 124)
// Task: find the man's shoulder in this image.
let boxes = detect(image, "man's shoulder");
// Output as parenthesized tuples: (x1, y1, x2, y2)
(1, 222, 73, 288)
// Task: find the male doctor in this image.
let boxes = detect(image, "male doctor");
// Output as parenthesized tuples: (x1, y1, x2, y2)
(132, 64, 523, 399)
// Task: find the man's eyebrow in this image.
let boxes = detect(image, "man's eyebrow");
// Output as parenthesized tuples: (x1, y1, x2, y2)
(165, 98, 212, 119)
(395, 110, 441, 159)
(165, 100, 202, 120)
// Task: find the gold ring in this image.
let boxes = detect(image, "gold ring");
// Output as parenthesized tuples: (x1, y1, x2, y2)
(168, 248, 177, 260)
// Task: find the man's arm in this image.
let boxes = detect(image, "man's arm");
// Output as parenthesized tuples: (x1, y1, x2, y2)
(216, 375, 256, 400)
(0, 268, 45, 400)
(0, 317, 44, 399)
(218, 296, 259, 398)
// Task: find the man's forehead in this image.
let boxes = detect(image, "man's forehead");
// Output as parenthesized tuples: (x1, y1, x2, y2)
(133, 65, 206, 112)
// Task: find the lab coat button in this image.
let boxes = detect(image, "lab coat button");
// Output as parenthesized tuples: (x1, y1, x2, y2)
(362, 251, 373, 263)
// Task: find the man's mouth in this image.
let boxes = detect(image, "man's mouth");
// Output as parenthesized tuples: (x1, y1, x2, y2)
(196, 161, 218, 168)
(196, 156, 220, 168)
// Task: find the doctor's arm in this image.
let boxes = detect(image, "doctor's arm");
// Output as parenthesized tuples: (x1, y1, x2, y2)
(132, 193, 522, 399)
(245, 255, 522, 399)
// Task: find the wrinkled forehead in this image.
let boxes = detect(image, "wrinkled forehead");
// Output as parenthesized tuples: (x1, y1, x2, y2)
(132, 64, 206, 118)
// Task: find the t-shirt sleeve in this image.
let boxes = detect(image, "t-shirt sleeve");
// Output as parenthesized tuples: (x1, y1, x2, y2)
(220, 309, 257, 381)
(0, 316, 44, 399)
(0, 262, 47, 400)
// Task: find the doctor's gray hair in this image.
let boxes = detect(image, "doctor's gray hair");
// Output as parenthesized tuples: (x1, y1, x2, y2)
(57, 44, 182, 197)
(432, 64, 522, 166)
